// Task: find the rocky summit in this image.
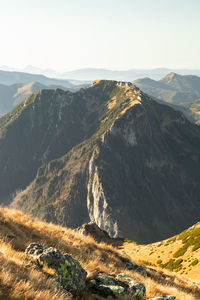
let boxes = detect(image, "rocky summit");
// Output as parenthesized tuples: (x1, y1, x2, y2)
(0, 80, 200, 243)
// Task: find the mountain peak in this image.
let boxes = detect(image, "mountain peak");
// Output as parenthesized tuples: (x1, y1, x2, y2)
(92, 80, 137, 94)
(166, 71, 176, 77)
(161, 72, 182, 82)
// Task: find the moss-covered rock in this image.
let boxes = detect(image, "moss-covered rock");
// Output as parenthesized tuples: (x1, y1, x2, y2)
(25, 243, 87, 293)
(117, 273, 146, 298)
(88, 272, 145, 298)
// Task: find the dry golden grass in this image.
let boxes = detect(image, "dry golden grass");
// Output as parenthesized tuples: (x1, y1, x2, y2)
(123, 226, 200, 282)
(0, 206, 199, 299)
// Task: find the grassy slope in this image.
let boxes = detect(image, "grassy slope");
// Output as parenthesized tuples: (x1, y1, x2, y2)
(0, 206, 199, 300)
(123, 222, 200, 281)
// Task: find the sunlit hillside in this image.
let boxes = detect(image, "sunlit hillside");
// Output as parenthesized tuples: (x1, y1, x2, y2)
(123, 223, 200, 282)
(0, 206, 200, 299)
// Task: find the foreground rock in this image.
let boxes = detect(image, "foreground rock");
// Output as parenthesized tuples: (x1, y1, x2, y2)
(76, 222, 111, 241)
(25, 243, 87, 293)
(88, 272, 145, 298)
(76, 222, 124, 245)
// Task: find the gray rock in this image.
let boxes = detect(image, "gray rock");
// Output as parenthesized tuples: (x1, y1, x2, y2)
(76, 221, 124, 247)
(88, 272, 145, 298)
(117, 273, 146, 298)
(25, 243, 87, 294)
(76, 222, 111, 242)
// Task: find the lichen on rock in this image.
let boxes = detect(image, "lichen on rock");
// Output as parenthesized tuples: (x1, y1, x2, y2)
(88, 272, 145, 298)
(25, 243, 87, 293)
(116, 273, 146, 298)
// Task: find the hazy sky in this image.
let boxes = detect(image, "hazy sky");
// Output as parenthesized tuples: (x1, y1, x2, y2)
(0, 0, 200, 71)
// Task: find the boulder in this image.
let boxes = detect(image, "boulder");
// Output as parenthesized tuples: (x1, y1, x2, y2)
(117, 273, 146, 298)
(88, 272, 145, 298)
(76, 222, 124, 246)
(25, 243, 87, 294)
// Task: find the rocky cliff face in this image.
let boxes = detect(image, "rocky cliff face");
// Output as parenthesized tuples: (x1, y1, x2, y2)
(1, 80, 200, 243)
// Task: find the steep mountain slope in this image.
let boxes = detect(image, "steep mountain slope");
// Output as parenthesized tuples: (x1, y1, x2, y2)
(9, 80, 200, 244)
(134, 73, 200, 104)
(124, 221, 200, 281)
(0, 86, 102, 204)
(0, 82, 71, 116)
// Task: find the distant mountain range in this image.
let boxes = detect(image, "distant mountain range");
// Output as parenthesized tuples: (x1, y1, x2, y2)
(1, 65, 200, 80)
(0, 82, 71, 116)
(0, 69, 75, 87)
(0, 80, 199, 243)
(134, 72, 200, 124)
(62, 68, 200, 81)
(134, 72, 200, 104)
(0, 70, 90, 116)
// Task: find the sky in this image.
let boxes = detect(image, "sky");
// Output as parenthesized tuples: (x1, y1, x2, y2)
(0, 0, 200, 71)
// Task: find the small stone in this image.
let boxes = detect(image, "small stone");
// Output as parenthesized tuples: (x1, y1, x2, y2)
(125, 261, 147, 276)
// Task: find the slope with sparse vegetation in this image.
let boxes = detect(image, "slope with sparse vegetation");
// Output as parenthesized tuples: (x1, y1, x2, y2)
(123, 222, 200, 282)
